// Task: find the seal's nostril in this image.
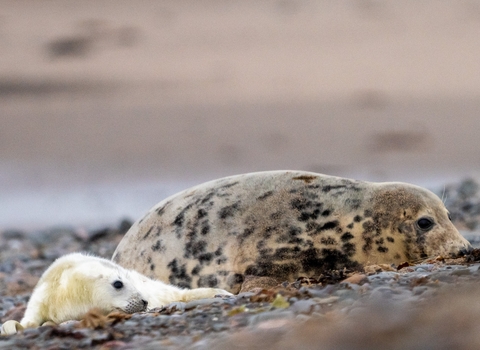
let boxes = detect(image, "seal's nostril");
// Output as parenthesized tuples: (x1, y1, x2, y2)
(459, 245, 473, 256)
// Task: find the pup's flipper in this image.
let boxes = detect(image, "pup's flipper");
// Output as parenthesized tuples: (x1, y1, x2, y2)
(1, 320, 24, 335)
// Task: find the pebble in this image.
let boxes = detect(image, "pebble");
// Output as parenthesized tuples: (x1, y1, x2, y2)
(290, 299, 317, 314)
(248, 310, 295, 326)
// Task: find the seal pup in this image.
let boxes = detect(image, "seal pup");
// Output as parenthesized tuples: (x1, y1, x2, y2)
(1, 253, 231, 335)
(112, 171, 472, 294)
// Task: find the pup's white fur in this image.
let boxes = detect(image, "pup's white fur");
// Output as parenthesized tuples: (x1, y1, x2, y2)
(1, 253, 231, 335)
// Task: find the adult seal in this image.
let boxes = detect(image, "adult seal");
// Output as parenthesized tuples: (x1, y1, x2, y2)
(112, 171, 472, 294)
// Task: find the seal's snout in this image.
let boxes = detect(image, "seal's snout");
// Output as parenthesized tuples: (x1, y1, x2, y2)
(451, 242, 473, 258)
(460, 245, 474, 256)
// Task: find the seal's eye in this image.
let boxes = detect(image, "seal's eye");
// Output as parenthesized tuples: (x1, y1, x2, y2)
(112, 280, 124, 289)
(417, 217, 434, 231)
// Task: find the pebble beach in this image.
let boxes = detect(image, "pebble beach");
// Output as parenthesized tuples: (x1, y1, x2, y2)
(2, 178, 480, 349)
(2, 1, 480, 348)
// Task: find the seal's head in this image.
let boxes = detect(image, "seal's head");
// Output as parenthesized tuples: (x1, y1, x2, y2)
(29, 253, 148, 325)
(369, 183, 472, 263)
(67, 258, 149, 315)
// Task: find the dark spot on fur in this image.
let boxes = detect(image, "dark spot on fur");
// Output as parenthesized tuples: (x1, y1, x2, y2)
(364, 209, 373, 217)
(197, 209, 208, 219)
(227, 273, 245, 289)
(257, 191, 274, 200)
(198, 253, 214, 264)
(151, 239, 166, 252)
(150, 264, 155, 271)
(274, 246, 302, 259)
(387, 236, 395, 243)
(347, 223, 354, 229)
(306, 222, 317, 232)
(216, 256, 227, 264)
(174, 213, 185, 227)
(190, 240, 207, 256)
(377, 246, 389, 253)
(239, 227, 255, 241)
(316, 221, 339, 233)
(191, 265, 202, 275)
(321, 237, 337, 245)
(156, 205, 166, 216)
(257, 240, 266, 249)
(299, 209, 321, 221)
(215, 247, 223, 256)
(363, 220, 375, 232)
(394, 253, 401, 260)
(201, 224, 210, 235)
(322, 210, 331, 216)
(322, 185, 346, 193)
(362, 235, 373, 253)
(291, 198, 305, 210)
(271, 212, 281, 220)
(245, 261, 276, 276)
(143, 227, 153, 239)
(200, 190, 216, 205)
(276, 226, 305, 245)
(354, 215, 362, 222)
(167, 259, 191, 288)
(343, 242, 356, 256)
(185, 240, 207, 258)
(375, 238, 384, 245)
(301, 247, 359, 273)
(198, 274, 218, 288)
(264, 226, 276, 235)
(219, 181, 239, 189)
(259, 247, 274, 256)
(292, 175, 318, 183)
(341, 232, 354, 242)
(172, 203, 194, 228)
(346, 199, 362, 210)
(290, 226, 302, 236)
(218, 202, 240, 219)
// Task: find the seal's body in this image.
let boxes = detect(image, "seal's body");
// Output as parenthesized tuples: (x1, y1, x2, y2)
(112, 171, 472, 293)
(1, 253, 230, 335)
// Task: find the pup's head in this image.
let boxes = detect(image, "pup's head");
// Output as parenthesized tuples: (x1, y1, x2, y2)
(41, 253, 148, 323)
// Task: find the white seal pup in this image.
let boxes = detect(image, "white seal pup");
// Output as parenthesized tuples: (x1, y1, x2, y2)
(112, 171, 472, 293)
(1, 253, 231, 335)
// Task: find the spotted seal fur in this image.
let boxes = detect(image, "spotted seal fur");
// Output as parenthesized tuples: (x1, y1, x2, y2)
(112, 171, 472, 293)
(1, 253, 231, 335)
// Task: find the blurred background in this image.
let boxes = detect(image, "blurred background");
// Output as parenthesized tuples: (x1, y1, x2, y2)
(1, 0, 480, 229)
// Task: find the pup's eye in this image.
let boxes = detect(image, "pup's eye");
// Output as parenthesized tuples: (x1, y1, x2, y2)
(112, 280, 124, 289)
(416, 217, 434, 231)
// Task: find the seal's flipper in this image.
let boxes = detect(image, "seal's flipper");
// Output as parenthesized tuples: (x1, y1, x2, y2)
(1, 320, 24, 335)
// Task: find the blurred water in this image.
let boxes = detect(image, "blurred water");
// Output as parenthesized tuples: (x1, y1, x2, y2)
(0, 176, 193, 230)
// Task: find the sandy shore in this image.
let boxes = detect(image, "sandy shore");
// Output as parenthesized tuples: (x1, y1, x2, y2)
(1, 1, 480, 228)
